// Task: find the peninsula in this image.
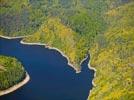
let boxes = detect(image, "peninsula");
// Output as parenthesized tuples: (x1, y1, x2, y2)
(0, 56, 30, 96)
(0, 0, 134, 99)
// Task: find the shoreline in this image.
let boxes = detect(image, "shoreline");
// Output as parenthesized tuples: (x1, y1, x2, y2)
(20, 40, 81, 73)
(0, 35, 80, 73)
(0, 35, 97, 99)
(0, 35, 31, 39)
(21, 41, 97, 99)
(0, 72, 30, 96)
(87, 53, 97, 100)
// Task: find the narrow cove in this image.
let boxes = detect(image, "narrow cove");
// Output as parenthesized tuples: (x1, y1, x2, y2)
(0, 37, 94, 100)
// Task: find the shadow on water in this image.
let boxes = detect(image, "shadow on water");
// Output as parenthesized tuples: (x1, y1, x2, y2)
(0, 38, 94, 100)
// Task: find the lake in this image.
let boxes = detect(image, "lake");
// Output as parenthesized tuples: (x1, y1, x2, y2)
(0, 37, 94, 100)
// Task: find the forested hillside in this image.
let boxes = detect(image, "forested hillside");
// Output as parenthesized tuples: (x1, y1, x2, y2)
(0, 0, 134, 99)
(1, 0, 106, 69)
(22, 0, 106, 69)
(0, 56, 25, 90)
(89, 1, 134, 100)
(0, 0, 105, 37)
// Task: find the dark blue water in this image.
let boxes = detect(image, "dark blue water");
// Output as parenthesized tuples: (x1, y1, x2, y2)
(0, 37, 94, 100)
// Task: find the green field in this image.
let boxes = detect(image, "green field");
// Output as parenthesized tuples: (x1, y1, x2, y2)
(0, 56, 25, 90)
(0, 0, 134, 99)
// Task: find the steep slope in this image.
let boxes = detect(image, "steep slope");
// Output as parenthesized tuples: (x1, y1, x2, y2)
(89, 2, 134, 100)
(0, 0, 105, 70)
(23, 17, 93, 70)
(21, 0, 105, 70)
(0, 0, 134, 99)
